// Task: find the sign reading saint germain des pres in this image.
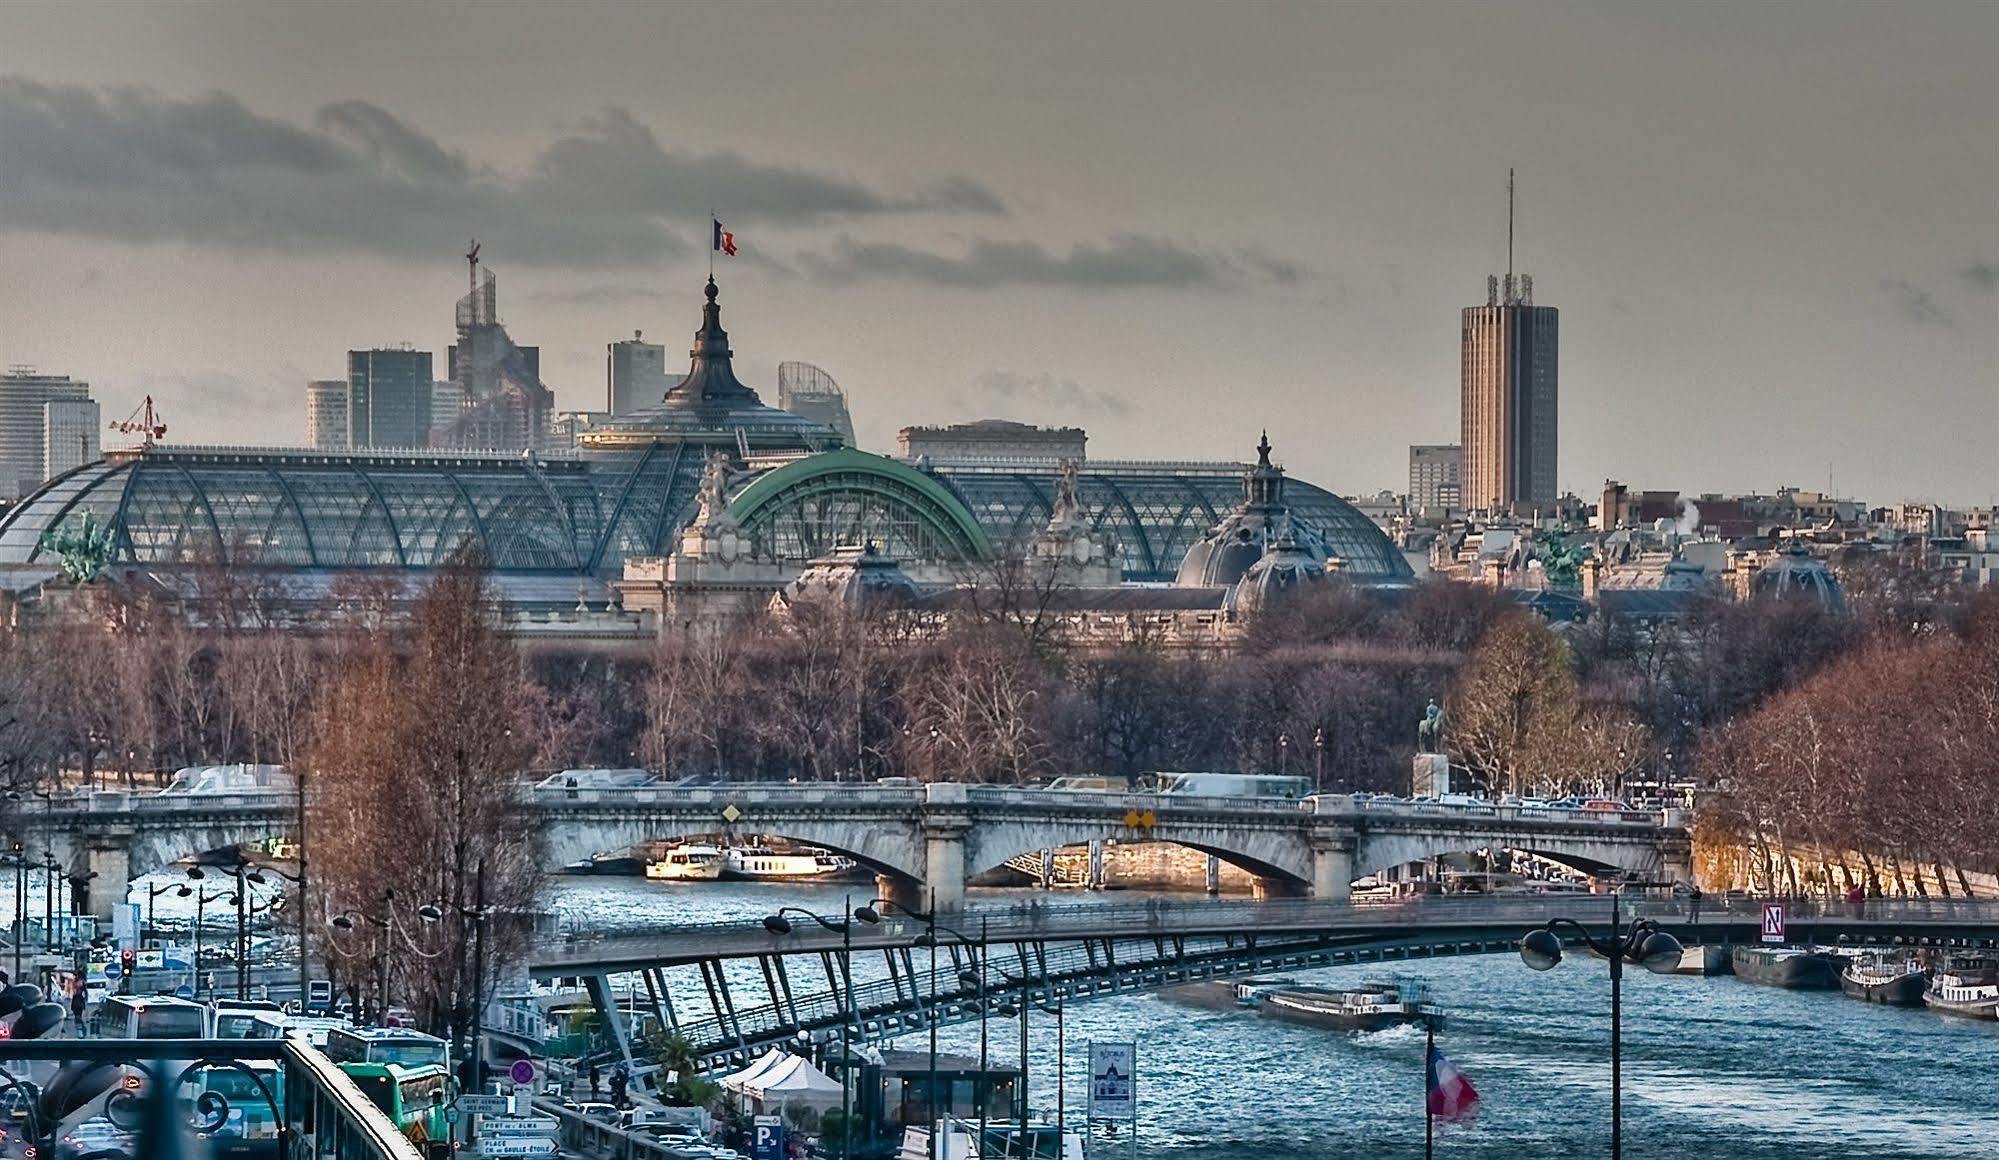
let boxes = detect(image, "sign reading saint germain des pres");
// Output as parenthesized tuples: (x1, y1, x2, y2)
(1088, 1041, 1137, 1121)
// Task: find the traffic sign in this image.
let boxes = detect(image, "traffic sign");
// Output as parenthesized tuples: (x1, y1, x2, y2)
(454, 1095, 509, 1116)
(1761, 903, 1786, 944)
(508, 1059, 536, 1086)
(483, 1117, 557, 1136)
(477, 1138, 556, 1157)
(1088, 1041, 1137, 1122)
(103, 963, 121, 981)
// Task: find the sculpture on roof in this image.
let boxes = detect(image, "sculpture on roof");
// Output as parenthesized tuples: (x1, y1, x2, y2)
(696, 451, 736, 529)
(39, 513, 115, 585)
(1531, 528, 1593, 589)
(1049, 458, 1083, 532)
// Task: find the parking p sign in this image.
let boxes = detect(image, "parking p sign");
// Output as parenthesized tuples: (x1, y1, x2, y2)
(1761, 903, 1785, 944)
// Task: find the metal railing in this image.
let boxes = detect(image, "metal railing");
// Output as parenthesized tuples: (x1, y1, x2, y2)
(0, 1036, 421, 1160)
(641, 893, 1999, 1063)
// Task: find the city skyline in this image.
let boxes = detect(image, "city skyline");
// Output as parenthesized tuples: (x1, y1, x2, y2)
(0, 2, 1991, 503)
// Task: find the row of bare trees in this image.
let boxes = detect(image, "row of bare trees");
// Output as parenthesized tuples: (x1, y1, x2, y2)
(1693, 590, 1999, 890)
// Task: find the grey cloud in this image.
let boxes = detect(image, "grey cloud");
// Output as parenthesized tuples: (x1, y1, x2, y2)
(1878, 278, 1956, 328)
(1961, 262, 1999, 292)
(0, 78, 1004, 268)
(524, 285, 670, 308)
(963, 370, 1130, 417)
(800, 233, 1298, 290)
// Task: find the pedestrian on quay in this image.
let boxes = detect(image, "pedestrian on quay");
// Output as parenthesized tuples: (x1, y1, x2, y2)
(1688, 885, 1703, 924)
(589, 1060, 601, 1100)
(69, 979, 87, 1035)
(1846, 883, 1865, 918)
(609, 1063, 629, 1108)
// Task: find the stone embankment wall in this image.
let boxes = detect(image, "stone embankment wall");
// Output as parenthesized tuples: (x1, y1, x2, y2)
(994, 841, 1258, 894)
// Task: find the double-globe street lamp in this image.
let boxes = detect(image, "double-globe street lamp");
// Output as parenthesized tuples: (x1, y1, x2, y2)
(762, 899, 882, 1160)
(189, 859, 298, 999)
(910, 915, 1009, 1158)
(1517, 897, 1684, 1160)
(416, 861, 493, 1092)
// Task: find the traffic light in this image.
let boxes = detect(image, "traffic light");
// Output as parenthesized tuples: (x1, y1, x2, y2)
(119, 948, 136, 993)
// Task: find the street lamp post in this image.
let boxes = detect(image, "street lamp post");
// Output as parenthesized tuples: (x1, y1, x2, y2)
(189, 860, 278, 999)
(190, 887, 225, 994)
(896, 900, 989, 1160)
(9, 841, 24, 982)
(763, 899, 882, 1160)
(1518, 894, 1684, 1160)
(420, 860, 490, 1093)
(144, 881, 186, 947)
(40, 853, 57, 954)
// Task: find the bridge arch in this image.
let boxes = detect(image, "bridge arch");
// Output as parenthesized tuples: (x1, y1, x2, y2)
(962, 818, 1316, 891)
(1353, 829, 1668, 885)
(540, 816, 927, 885)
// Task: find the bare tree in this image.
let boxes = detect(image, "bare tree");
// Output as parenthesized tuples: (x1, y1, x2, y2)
(303, 547, 543, 1045)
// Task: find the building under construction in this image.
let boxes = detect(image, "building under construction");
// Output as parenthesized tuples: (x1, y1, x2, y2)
(435, 244, 554, 453)
(776, 361, 856, 446)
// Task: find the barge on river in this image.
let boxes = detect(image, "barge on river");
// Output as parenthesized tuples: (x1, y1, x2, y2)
(1923, 955, 1999, 1020)
(1732, 946, 1842, 990)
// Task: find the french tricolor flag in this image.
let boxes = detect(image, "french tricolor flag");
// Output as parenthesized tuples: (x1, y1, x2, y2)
(712, 217, 737, 256)
(1427, 1039, 1480, 1123)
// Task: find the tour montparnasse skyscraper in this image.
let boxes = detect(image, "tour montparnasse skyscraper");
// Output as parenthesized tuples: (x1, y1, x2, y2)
(1461, 169, 1558, 511)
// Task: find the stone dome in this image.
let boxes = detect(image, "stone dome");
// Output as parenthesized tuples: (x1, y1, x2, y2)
(1751, 546, 1846, 610)
(1226, 526, 1328, 615)
(782, 542, 921, 610)
(1176, 433, 1329, 588)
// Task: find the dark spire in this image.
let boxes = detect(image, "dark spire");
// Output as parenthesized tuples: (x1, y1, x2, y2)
(664, 278, 760, 411)
(1245, 432, 1284, 508)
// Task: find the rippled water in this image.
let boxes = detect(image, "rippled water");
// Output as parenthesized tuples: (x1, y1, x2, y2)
(534, 877, 1999, 1159)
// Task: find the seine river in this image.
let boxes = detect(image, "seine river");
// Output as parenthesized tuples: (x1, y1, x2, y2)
(95, 869, 1998, 1158)
(533, 877, 1999, 1160)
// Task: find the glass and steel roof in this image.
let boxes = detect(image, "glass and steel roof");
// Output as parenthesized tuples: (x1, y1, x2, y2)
(0, 446, 1412, 584)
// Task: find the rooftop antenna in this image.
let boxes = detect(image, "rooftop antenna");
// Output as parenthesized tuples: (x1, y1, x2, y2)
(1506, 167, 1515, 285)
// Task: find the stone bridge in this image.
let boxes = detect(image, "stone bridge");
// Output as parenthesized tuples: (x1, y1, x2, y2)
(13, 783, 1691, 918)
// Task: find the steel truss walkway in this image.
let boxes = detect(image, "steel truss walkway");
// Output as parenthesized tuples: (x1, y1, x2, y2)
(546, 895, 1999, 1073)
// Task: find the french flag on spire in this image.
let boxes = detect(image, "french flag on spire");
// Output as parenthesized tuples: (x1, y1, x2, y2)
(1427, 1039, 1480, 1123)
(712, 217, 737, 256)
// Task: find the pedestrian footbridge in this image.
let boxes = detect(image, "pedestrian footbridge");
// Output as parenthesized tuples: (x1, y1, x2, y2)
(531, 894, 1999, 1074)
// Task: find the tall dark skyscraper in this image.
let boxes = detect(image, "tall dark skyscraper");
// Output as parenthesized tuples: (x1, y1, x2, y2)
(1461, 171, 1559, 511)
(347, 347, 434, 449)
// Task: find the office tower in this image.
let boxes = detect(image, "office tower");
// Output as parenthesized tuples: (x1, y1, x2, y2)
(777, 361, 856, 447)
(43, 397, 101, 481)
(347, 348, 433, 449)
(607, 333, 669, 415)
(1461, 170, 1559, 511)
(305, 380, 349, 450)
(1408, 444, 1462, 513)
(437, 245, 553, 451)
(0, 368, 92, 498)
(431, 380, 466, 443)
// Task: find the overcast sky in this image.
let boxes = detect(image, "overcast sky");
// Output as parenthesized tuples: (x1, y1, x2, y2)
(0, 1, 1992, 502)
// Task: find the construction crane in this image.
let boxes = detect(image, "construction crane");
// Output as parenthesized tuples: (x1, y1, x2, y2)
(110, 396, 168, 448)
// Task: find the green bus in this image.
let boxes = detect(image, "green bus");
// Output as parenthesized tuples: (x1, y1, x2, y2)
(194, 1062, 285, 1160)
(338, 1060, 451, 1158)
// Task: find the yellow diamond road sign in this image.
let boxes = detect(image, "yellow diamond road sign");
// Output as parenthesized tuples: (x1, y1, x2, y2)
(721, 803, 742, 824)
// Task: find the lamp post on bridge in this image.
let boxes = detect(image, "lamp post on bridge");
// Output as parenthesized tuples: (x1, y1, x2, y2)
(1517, 893, 1683, 1160)
(886, 899, 991, 1160)
(762, 898, 882, 1160)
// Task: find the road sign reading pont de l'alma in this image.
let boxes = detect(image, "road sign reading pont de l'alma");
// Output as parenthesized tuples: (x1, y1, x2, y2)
(1761, 903, 1786, 944)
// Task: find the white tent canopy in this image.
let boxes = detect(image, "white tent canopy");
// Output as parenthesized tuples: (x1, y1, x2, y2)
(744, 1053, 843, 1108)
(720, 1049, 790, 1094)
